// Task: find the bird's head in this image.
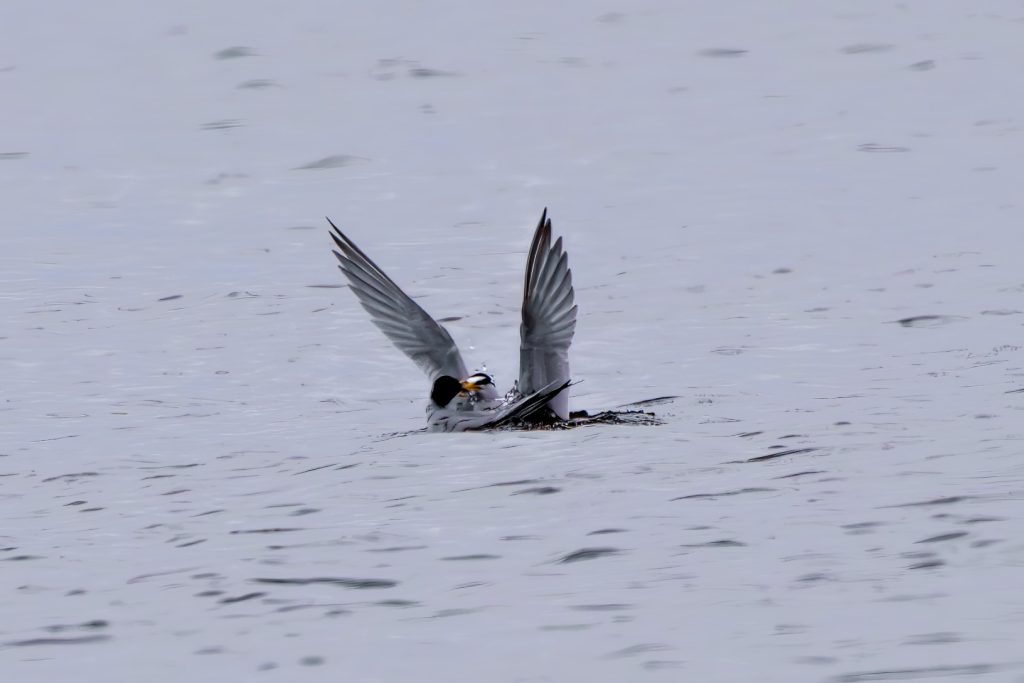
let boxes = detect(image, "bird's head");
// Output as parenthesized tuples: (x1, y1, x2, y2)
(430, 373, 494, 407)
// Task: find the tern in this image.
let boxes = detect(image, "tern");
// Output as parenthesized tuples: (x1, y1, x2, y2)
(329, 209, 577, 431)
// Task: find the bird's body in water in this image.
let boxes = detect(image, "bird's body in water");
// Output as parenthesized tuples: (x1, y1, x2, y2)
(329, 209, 577, 432)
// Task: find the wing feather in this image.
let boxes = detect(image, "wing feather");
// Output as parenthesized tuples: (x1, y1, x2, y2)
(328, 218, 468, 381)
(518, 209, 577, 419)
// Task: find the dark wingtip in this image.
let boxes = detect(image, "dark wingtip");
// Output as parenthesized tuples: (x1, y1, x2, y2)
(326, 216, 344, 243)
(329, 229, 347, 252)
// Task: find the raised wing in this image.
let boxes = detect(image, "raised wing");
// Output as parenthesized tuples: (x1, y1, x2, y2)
(328, 218, 468, 381)
(518, 209, 577, 420)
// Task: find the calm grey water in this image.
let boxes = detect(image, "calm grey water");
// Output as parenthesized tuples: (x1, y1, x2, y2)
(3, 2, 1024, 681)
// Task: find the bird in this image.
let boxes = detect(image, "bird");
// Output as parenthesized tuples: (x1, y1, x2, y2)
(328, 209, 577, 432)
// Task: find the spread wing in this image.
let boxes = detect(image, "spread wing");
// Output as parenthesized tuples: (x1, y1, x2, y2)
(328, 218, 468, 381)
(518, 209, 577, 419)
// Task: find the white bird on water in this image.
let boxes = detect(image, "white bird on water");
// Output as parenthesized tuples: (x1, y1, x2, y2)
(329, 209, 577, 432)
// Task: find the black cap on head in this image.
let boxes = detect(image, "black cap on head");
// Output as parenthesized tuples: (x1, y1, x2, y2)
(431, 375, 464, 408)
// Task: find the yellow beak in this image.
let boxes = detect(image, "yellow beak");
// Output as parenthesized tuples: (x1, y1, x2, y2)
(460, 380, 480, 392)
